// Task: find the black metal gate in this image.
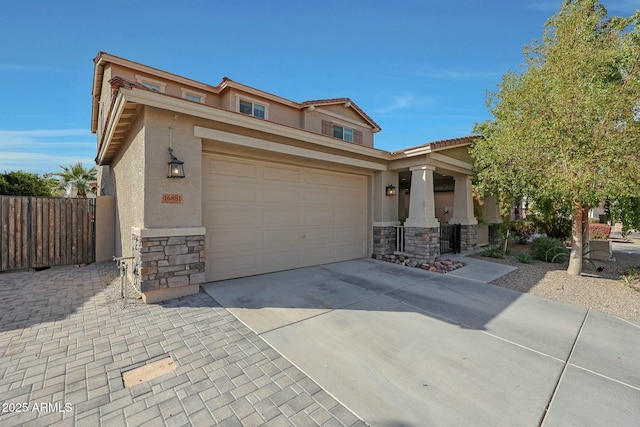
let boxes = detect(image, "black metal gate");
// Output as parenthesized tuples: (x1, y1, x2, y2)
(440, 223, 461, 254)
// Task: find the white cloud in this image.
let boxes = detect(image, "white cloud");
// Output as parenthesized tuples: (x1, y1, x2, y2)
(412, 67, 500, 81)
(0, 128, 96, 174)
(375, 95, 417, 114)
(0, 152, 96, 174)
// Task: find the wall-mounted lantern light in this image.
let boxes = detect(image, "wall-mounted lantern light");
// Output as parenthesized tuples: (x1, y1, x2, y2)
(385, 185, 397, 196)
(167, 147, 185, 178)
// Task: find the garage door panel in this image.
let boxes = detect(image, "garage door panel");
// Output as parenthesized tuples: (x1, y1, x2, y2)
(336, 242, 367, 258)
(210, 207, 260, 226)
(303, 246, 337, 264)
(263, 249, 302, 268)
(208, 184, 258, 203)
(338, 175, 366, 189)
(263, 188, 301, 204)
(207, 158, 258, 178)
(302, 227, 335, 244)
(336, 191, 365, 207)
(263, 208, 300, 226)
(338, 209, 367, 226)
(210, 252, 261, 275)
(204, 154, 368, 282)
(210, 229, 261, 252)
(337, 226, 367, 241)
(263, 229, 301, 245)
(304, 209, 335, 226)
(304, 190, 335, 206)
(263, 165, 301, 183)
(305, 171, 336, 186)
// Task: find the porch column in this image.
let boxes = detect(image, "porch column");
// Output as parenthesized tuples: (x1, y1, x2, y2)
(372, 171, 399, 257)
(483, 193, 503, 246)
(449, 175, 477, 225)
(404, 165, 439, 228)
(483, 194, 502, 224)
(449, 175, 478, 251)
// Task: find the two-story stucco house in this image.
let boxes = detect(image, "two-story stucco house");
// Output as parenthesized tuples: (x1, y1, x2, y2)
(91, 52, 501, 303)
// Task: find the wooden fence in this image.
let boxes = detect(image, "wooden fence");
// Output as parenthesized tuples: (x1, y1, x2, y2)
(0, 196, 95, 271)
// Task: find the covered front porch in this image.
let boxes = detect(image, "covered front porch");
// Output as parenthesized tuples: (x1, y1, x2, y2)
(372, 137, 502, 263)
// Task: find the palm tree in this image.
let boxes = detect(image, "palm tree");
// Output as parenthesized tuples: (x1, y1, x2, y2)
(53, 162, 97, 198)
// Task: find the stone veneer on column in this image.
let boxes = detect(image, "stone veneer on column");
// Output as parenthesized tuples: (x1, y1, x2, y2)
(403, 227, 440, 263)
(488, 224, 503, 247)
(460, 225, 478, 252)
(372, 225, 397, 257)
(132, 227, 205, 303)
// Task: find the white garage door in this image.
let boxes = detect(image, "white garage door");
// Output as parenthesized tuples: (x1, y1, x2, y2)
(203, 154, 369, 281)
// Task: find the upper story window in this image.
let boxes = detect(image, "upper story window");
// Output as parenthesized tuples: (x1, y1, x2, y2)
(181, 88, 207, 104)
(142, 82, 161, 91)
(322, 120, 364, 144)
(135, 75, 166, 93)
(333, 125, 354, 142)
(239, 99, 266, 119)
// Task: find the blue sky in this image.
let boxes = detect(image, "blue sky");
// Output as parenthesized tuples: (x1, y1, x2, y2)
(1, 0, 637, 175)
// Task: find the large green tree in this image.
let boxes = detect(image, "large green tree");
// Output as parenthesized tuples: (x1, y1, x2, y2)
(0, 171, 55, 196)
(53, 162, 97, 198)
(472, 0, 640, 275)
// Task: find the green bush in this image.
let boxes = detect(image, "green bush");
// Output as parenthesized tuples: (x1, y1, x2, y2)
(481, 246, 503, 258)
(527, 199, 572, 240)
(509, 220, 536, 243)
(517, 253, 532, 264)
(530, 237, 569, 263)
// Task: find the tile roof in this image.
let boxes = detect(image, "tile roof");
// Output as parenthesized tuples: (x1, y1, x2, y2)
(428, 135, 481, 150)
(395, 135, 481, 154)
(301, 98, 380, 132)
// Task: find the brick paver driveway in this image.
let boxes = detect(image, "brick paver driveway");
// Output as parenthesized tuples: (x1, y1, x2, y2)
(0, 263, 365, 426)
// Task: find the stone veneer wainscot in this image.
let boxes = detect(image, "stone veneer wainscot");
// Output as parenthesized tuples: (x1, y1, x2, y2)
(403, 227, 440, 263)
(372, 225, 398, 257)
(459, 224, 478, 252)
(132, 227, 205, 303)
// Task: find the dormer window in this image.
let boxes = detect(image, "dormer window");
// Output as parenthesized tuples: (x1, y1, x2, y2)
(142, 82, 161, 91)
(239, 99, 266, 119)
(181, 88, 206, 104)
(333, 125, 354, 142)
(135, 75, 166, 93)
(322, 120, 364, 144)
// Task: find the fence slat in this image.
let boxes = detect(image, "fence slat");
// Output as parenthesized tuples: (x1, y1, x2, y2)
(0, 196, 96, 271)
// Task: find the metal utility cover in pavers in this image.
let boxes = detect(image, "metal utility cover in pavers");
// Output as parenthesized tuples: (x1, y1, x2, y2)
(0, 263, 364, 426)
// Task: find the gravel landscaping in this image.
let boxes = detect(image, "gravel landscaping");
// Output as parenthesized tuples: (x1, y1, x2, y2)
(473, 237, 640, 323)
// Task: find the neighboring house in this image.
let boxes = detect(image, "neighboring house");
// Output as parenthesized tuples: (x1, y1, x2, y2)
(91, 52, 501, 303)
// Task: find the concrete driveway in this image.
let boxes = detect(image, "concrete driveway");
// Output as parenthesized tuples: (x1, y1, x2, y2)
(203, 257, 640, 427)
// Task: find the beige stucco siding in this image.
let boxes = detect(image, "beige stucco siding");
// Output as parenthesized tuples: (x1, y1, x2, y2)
(142, 108, 202, 228)
(303, 109, 374, 148)
(97, 65, 113, 146)
(109, 112, 146, 258)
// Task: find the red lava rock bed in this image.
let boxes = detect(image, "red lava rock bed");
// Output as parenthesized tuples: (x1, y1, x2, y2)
(373, 254, 466, 273)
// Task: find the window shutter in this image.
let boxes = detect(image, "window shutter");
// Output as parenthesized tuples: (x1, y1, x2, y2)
(354, 130, 363, 145)
(321, 120, 333, 136)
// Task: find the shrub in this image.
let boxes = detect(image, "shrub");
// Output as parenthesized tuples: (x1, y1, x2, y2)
(481, 246, 503, 258)
(589, 223, 611, 240)
(530, 237, 569, 263)
(620, 265, 640, 291)
(510, 220, 536, 243)
(517, 253, 532, 264)
(528, 200, 572, 240)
